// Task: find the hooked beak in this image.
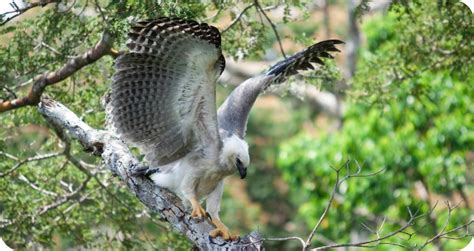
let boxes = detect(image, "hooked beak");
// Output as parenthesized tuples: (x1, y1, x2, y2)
(237, 161, 247, 179)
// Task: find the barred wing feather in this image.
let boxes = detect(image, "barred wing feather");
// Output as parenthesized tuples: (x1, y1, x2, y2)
(217, 39, 343, 138)
(108, 18, 225, 166)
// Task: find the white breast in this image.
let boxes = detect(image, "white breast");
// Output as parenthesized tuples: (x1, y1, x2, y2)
(149, 160, 184, 192)
(149, 157, 227, 200)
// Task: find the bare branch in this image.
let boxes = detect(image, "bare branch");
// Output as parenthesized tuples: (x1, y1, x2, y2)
(305, 161, 385, 248)
(1, 0, 60, 26)
(222, 4, 255, 33)
(0, 152, 63, 177)
(18, 174, 59, 196)
(418, 201, 473, 250)
(36, 176, 91, 216)
(0, 151, 19, 161)
(254, 0, 287, 58)
(1, 174, 91, 228)
(305, 166, 341, 248)
(0, 32, 114, 113)
(37, 97, 263, 250)
(265, 236, 306, 250)
(311, 207, 421, 250)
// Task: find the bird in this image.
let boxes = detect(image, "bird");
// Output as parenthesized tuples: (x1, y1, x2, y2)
(106, 16, 343, 241)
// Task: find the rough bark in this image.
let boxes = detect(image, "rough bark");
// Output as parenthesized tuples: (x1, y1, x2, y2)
(37, 97, 263, 251)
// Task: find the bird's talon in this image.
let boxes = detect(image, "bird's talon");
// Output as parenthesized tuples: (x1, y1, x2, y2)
(209, 226, 238, 241)
(190, 204, 207, 219)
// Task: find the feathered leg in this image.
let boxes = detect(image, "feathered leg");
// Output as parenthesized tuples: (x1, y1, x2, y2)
(206, 181, 237, 241)
(181, 175, 209, 219)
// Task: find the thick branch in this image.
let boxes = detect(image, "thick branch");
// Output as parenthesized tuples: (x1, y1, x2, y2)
(37, 97, 263, 250)
(0, 32, 114, 113)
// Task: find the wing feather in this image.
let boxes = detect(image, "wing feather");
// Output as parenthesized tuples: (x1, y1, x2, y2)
(108, 18, 225, 166)
(217, 39, 343, 138)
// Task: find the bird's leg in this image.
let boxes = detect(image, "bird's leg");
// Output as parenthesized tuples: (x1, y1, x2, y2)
(180, 175, 209, 219)
(190, 197, 208, 219)
(209, 217, 238, 241)
(206, 181, 238, 241)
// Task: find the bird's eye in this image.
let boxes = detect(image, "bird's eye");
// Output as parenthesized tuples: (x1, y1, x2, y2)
(236, 158, 242, 165)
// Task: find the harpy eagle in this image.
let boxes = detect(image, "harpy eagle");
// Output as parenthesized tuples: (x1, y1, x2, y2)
(107, 17, 342, 240)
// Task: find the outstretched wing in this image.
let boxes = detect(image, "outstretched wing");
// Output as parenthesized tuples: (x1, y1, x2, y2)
(108, 17, 225, 166)
(217, 39, 343, 138)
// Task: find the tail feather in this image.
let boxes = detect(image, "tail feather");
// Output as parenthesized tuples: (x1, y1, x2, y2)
(266, 39, 344, 84)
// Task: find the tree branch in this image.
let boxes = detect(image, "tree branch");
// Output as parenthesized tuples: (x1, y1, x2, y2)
(254, 0, 287, 58)
(310, 207, 423, 250)
(304, 165, 341, 248)
(222, 4, 255, 33)
(0, 0, 60, 26)
(0, 151, 63, 177)
(0, 32, 115, 113)
(418, 201, 474, 250)
(37, 97, 263, 250)
(304, 161, 385, 249)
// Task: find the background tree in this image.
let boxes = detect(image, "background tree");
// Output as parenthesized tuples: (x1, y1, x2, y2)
(0, 0, 472, 250)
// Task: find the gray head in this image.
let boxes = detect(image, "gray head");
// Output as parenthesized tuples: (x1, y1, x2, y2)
(219, 134, 250, 179)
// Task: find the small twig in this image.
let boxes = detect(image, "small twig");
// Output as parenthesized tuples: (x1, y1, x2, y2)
(222, 4, 255, 33)
(1, 0, 60, 26)
(18, 174, 59, 196)
(1, 86, 18, 99)
(93, 0, 107, 22)
(36, 176, 91, 216)
(265, 236, 306, 250)
(305, 160, 385, 248)
(254, 0, 287, 58)
(418, 201, 473, 250)
(37, 41, 74, 58)
(77, 0, 89, 16)
(338, 160, 385, 185)
(202, 8, 222, 22)
(265, 160, 387, 249)
(0, 151, 19, 161)
(0, 152, 63, 177)
(305, 166, 341, 248)
(311, 207, 422, 250)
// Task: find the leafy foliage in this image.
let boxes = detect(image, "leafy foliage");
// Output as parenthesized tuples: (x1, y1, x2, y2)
(277, 2, 473, 249)
(353, 1, 473, 103)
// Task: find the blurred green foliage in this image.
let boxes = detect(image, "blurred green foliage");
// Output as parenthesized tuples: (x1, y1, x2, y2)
(278, 72, 473, 249)
(277, 1, 473, 250)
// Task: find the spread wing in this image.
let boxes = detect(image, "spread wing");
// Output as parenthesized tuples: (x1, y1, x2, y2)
(218, 39, 343, 138)
(108, 17, 225, 166)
